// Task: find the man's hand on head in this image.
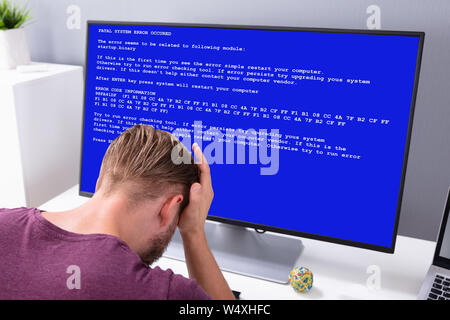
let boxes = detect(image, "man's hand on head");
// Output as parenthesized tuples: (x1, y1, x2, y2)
(176, 144, 235, 299)
(177, 143, 214, 239)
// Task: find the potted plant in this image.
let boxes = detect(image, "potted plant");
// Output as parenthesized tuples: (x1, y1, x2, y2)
(0, 0, 31, 69)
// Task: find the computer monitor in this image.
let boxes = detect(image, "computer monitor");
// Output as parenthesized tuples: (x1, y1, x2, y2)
(80, 21, 424, 266)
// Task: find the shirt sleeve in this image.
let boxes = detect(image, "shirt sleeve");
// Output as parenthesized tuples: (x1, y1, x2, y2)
(167, 272, 211, 300)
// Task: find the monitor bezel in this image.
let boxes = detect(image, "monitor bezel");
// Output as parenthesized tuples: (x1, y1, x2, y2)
(433, 189, 450, 269)
(79, 20, 425, 254)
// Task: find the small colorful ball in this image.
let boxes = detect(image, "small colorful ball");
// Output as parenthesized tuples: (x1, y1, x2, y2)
(289, 266, 313, 293)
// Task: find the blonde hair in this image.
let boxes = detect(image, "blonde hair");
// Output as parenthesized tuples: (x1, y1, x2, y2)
(96, 124, 199, 209)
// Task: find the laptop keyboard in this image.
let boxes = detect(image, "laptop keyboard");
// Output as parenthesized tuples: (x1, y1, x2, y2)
(427, 274, 450, 300)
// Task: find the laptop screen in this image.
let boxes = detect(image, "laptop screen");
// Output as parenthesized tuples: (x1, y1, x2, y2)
(435, 189, 450, 267)
(439, 208, 450, 259)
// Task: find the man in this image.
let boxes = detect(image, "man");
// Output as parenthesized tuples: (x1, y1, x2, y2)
(0, 124, 235, 300)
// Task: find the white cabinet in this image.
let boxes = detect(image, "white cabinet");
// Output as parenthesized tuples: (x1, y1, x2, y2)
(0, 63, 83, 208)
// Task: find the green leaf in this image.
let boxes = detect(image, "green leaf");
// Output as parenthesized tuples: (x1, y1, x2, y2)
(0, 0, 31, 29)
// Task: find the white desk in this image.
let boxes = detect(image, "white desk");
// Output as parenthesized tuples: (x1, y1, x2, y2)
(40, 185, 435, 300)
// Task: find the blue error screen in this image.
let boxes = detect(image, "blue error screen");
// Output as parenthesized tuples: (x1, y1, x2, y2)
(81, 23, 421, 249)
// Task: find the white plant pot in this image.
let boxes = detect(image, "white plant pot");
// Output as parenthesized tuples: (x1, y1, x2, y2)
(0, 28, 31, 70)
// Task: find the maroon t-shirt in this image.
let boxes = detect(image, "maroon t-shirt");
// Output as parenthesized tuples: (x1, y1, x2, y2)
(0, 207, 210, 300)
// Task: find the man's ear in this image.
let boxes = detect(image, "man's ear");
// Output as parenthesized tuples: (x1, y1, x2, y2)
(159, 194, 183, 228)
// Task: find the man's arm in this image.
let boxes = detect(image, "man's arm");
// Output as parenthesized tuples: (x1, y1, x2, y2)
(177, 143, 235, 300)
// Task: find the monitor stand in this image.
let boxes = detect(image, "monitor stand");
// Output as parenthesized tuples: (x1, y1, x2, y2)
(164, 220, 303, 284)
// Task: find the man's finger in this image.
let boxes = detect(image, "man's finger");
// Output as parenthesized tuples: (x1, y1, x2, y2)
(192, 143, 207, 169)
(192, 143, 212, 187)
(192, 143, 204, 163)
(190, 182, 202, 199)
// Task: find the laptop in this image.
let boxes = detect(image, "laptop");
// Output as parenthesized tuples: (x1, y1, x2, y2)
(418, 188, 450, 300)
